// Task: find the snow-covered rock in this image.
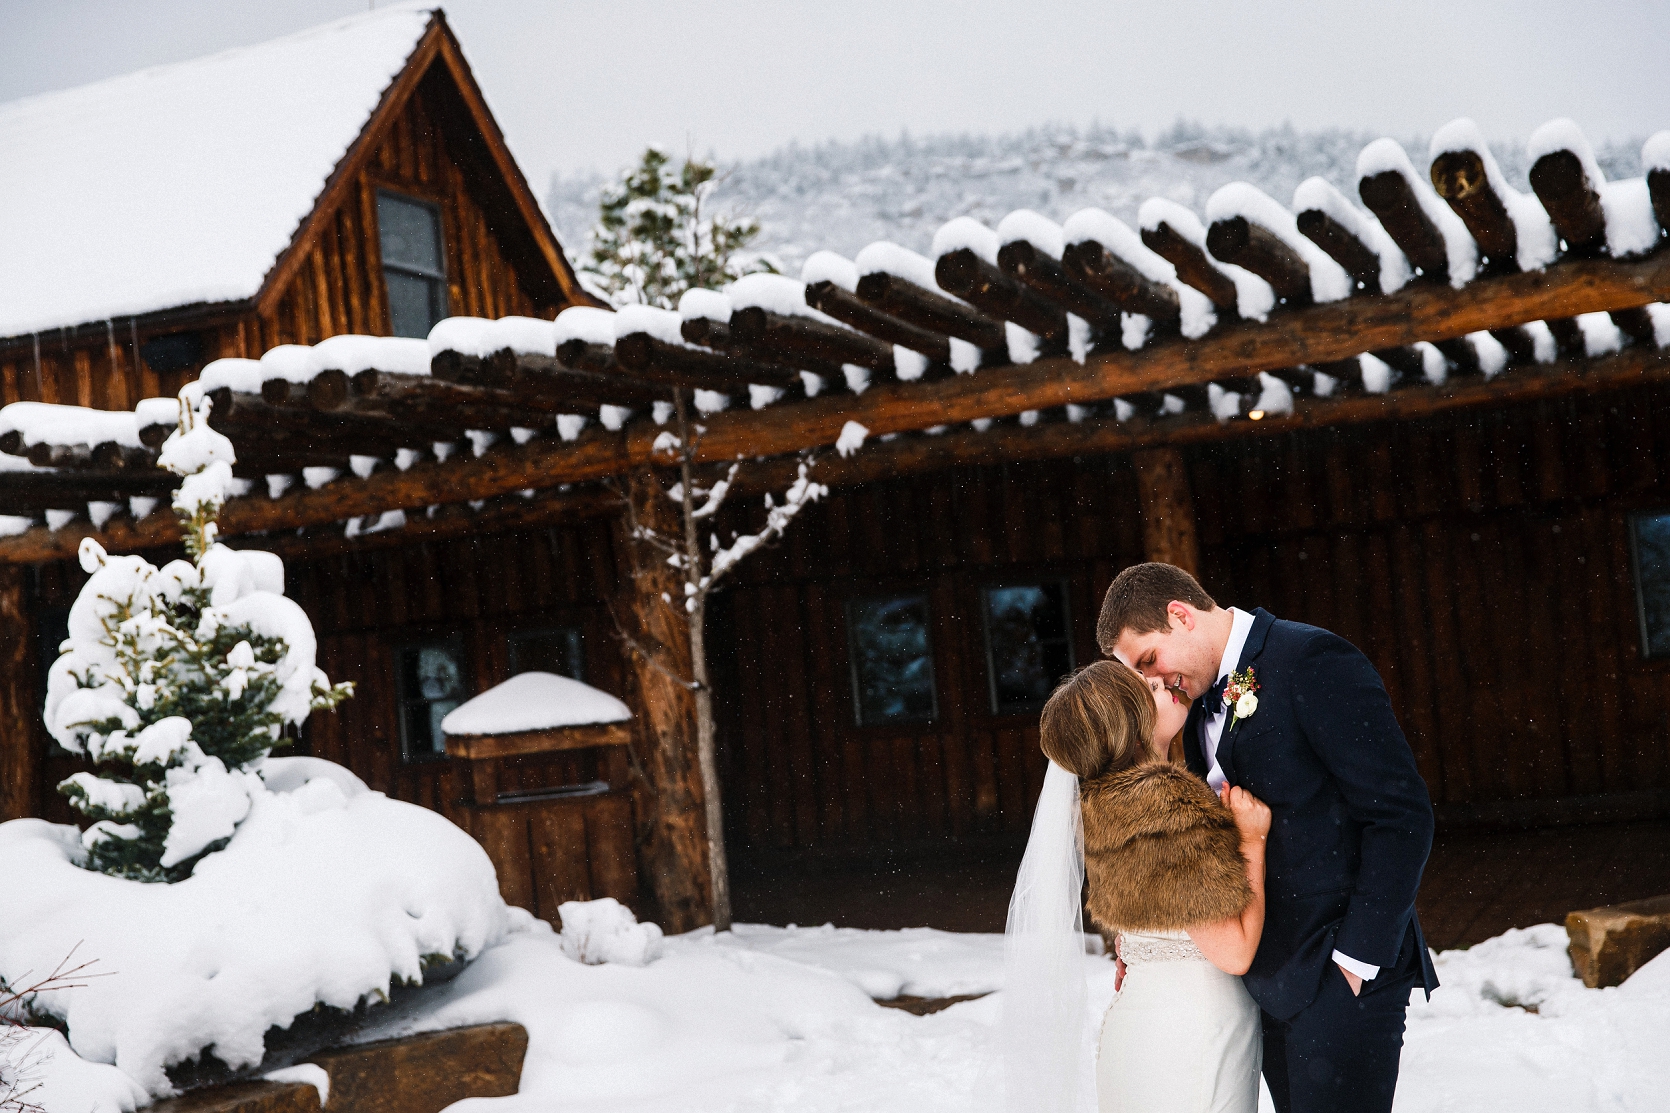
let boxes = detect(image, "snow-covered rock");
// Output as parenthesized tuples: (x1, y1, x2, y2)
(557, 898, 665, 967)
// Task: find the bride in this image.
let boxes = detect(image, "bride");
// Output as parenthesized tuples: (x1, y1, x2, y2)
(1002, 660, 1270, 1113)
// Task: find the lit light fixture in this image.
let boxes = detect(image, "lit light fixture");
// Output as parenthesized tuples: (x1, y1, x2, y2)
(1248, 409, 1266, 421)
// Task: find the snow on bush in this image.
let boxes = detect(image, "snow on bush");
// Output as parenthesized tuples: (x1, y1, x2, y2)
(557, 898, 666, 967)
(46, 398, 352, 880)
(0, 759, 513, 1097)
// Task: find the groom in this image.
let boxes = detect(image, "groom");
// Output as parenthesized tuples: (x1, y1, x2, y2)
(1100, 562, 1438, 1113)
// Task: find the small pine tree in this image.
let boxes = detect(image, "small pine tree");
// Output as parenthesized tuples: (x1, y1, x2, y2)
(48, 400, 352, 882)
(584, 146, 772, 308)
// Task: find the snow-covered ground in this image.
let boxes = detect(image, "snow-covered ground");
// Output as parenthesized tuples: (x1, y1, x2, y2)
(14, 907, 1669, 1112)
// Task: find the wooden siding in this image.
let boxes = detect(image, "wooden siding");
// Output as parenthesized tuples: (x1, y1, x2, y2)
(0, 64, 567, 414)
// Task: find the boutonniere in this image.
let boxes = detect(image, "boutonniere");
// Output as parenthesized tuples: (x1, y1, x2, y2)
(1224, 666, 1259, 732)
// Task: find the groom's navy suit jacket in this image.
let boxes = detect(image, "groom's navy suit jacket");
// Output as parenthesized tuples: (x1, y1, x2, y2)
(1183, 609, 1440, 1020)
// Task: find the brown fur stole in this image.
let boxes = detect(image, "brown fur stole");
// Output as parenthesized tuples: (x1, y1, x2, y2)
(1081, 761, 1252, 933)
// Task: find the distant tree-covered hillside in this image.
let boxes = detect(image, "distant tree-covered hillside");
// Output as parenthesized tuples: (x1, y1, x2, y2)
(548, 122, 1646, 278)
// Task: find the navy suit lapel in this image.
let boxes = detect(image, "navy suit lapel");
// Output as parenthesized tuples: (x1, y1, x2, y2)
(1182, 699, 1207, 778)
(1214, 608, 1276, 785)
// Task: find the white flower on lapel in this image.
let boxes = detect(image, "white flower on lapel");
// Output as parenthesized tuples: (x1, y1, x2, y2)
(1224, 667, 1259, 732)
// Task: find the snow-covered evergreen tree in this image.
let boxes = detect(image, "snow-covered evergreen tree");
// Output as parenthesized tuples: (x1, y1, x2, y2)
(48, 400, 352, 882)
(582, 146, 772, 308)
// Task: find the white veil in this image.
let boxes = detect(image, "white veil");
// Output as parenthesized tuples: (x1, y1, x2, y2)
(1000, 760, 1091, 1113)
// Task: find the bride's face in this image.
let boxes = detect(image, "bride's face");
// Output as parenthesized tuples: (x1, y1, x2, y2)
(1137, 670, 1191, 758)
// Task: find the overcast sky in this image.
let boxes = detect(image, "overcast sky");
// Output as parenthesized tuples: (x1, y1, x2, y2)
(5, 0, 1668, 191)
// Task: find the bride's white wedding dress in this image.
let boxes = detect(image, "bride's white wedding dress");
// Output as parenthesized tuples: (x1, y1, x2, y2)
(1097, 929, 1262, 1113)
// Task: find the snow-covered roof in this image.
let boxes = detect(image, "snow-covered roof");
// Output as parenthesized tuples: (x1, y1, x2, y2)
(441, 672, 632, 736)
(0, 3, 436, 340)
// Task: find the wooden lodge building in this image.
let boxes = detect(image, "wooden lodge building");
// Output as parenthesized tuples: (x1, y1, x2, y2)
(4, 7, 1670, 935)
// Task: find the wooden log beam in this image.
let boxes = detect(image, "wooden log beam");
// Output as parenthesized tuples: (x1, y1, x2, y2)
(3, 253, 1666, 564)
(728, 306, 896, 373)
(1131, 446, 1200, 574)
(935, 248, 1070, 349)
(615, 331, 800, 391)
(853, 270, 1008, 353)
(206, 389, 419, 457)
(554, 340, 621, 376)
(1650, 169, 1670, 240)
(1296, 209, 1383, 293)
(0, 565, 37, 820)
(803, 280, 954, 365)
(1529, 149, 1608, 255)
(0, 470, 177, 512)
(1206, 216, 1313, 306)
(1358, 170, 1453, 281)
(1060, 240, 1182, 326)
(679, 315, 733, 350)
(1430, 150, 1518, 271)
(997, 240, 1125, 331)
(431, 351, 665, 410)
(1140, 221, 1241, 313)
(613, 467, 712, 933)
(303, 369, 550, 435)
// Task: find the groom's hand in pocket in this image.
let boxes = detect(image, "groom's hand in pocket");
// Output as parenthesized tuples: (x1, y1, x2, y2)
(1337, 964, 1363, 996)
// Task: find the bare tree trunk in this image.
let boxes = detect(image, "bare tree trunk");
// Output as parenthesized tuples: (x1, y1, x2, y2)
(675, 391, 733, 932)
(613, 467, 712, 934)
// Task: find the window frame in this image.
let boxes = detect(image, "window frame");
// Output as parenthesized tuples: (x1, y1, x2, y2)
(507, 625, 587, 682)
(979, 578, 1076, 717)
(391, 633, 469, 763)
(1629, 510, 1670, 660)
(844, 592, 939, 728)
(375, 188, 449, 337)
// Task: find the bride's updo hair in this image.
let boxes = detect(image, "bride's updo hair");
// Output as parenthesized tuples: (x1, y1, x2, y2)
(1039, 660, 1158, 780)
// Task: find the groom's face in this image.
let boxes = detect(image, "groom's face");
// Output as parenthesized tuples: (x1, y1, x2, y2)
(1114, 603, 1219, 701)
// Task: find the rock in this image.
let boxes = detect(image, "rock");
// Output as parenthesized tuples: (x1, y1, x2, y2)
(146, 1080, 319, 1113)
(1566, 894, 1670, 988)
(308, 1022, 527, 1113)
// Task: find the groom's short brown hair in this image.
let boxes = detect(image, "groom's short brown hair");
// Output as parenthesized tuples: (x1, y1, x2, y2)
(1097, 563, 1217, 652)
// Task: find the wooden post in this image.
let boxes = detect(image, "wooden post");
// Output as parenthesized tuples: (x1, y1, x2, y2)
(612, 467, 713, 933)
(1131, 446, 1201, 574)
(0, 566, 39, 822)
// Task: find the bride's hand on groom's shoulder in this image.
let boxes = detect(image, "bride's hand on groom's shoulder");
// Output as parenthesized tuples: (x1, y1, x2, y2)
(1220, 784, 1271, 842)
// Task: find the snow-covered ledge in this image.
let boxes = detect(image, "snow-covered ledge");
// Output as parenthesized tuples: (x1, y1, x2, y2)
(443, 671, 632, 758)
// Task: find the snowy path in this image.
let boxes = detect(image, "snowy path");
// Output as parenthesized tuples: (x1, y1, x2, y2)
(341, 921, 1668, 1113)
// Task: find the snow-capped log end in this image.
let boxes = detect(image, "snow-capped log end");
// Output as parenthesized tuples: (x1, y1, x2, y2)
(931, 217, 1000, 265)
(1430, 118, 1558, 272)
(1292, 177, 1411, 295)
(553, 305, 619, 348)
(996, 210, 1065, 260)
(1206, 182, 1352, 303)
(854, 241, 942, 291)
(1355, 138, 1479, 287)
(428, 316, 557, 360)
(800, 251, 859, 293)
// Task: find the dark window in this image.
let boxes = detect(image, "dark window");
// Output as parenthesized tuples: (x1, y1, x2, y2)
(982, 583, 1074, 714)
(377, 191, 447, 338)
(394, 638, 467, 760)
(508, 627, 585, 681)
(138, 332, 204, 375)
(1632, 513, 1670, 658)
(847, 595, 937, 726)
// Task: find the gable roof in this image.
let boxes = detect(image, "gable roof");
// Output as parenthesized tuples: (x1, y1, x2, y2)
(0, 4, 593, 342)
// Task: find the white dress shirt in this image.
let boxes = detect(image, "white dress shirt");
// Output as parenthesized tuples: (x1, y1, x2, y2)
(1202, 607, 1380, 983)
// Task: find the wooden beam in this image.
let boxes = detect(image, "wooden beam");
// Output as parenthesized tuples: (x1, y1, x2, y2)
(1132, 446, 1200, 573)
(935, 248, 1069, 349)
(853, 270, 1008, 354)
(997, 240, 1124, 331)
(445, 721, 632, 761)
(1140, 221, 1240, 313)
(613, 468, 711, 933)
(1060, 240, 1183, 326)
(1296, 209, 1383, 293)
(4, 254, 1667, 564)
(803, 280, 953, 365)
(1530, 149, 1608, 255)
(0, 565, 37, 820)
(1431, 150, 1518, 271)
(430, 351, 666, 409)
(0, 470, 177, 513)
(1650, 169, 1670, 240)
(1207, 216, 1312, 305)
(728, 306, 896, 373)
(614, 332, 800, 391)
(1358, 170, 1452, 281)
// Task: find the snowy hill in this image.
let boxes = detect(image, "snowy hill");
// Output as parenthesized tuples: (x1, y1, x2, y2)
(548, 122, 1647, 275)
